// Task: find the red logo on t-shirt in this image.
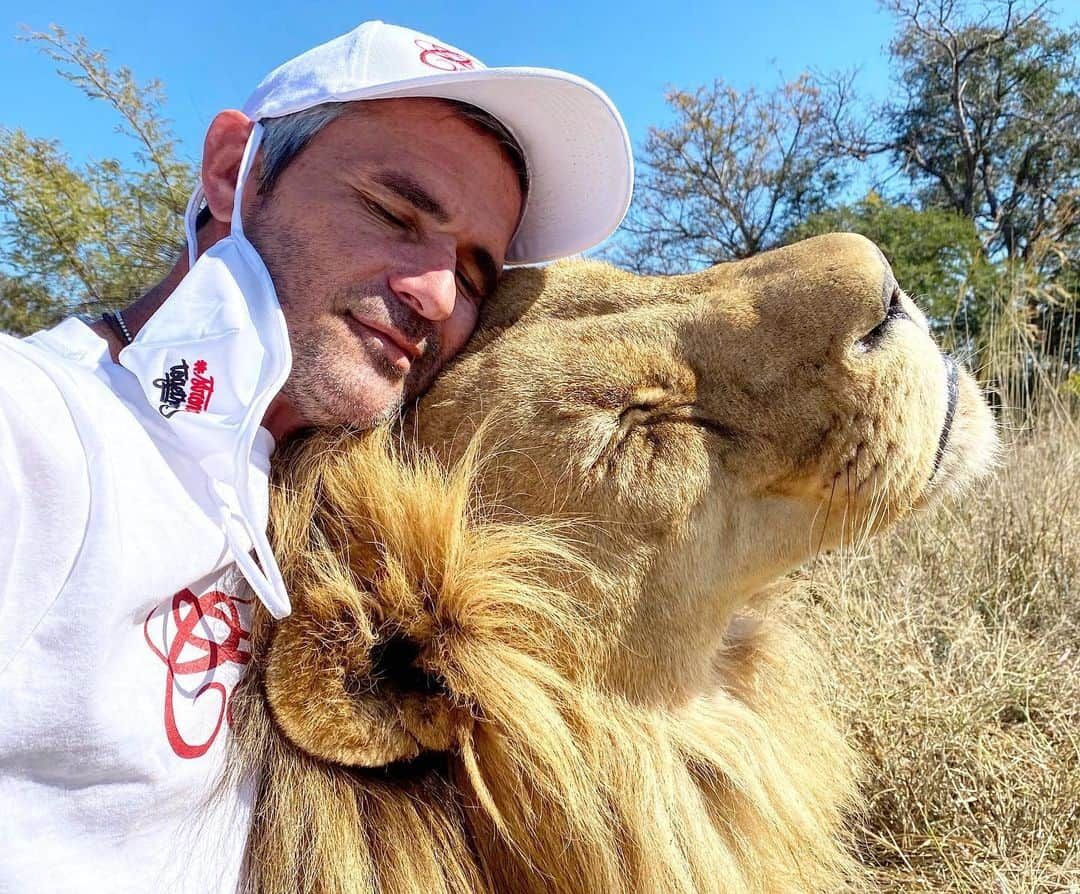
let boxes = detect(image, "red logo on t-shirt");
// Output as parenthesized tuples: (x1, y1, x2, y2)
(415, 39, 476, 71)
(143, 588, 252, 759)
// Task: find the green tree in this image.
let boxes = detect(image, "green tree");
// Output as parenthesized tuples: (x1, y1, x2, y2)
(0, 26, 194, 335)
(0, 271, 66, 335)
(851, 0, 1080, 265)
(837, 0, 1080, 387)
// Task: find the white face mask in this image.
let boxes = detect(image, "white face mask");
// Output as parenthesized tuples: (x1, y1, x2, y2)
(117, 123, 295, 619)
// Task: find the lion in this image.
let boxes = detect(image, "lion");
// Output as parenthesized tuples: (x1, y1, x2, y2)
(227, 233, 998, 894)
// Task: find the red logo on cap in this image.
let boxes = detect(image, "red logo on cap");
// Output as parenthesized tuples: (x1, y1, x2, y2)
(415, 39, 476, 72)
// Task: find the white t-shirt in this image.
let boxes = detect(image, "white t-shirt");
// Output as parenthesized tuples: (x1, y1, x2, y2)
(0, 318, 272, 893)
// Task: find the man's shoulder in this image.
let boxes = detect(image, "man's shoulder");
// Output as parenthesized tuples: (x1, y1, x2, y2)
(0, 327, 93, 493)
(0, 323, 113, 522)
(0, 318, 133, 437)
(2, 316, 109, 376)
(0, 327, 95, 654)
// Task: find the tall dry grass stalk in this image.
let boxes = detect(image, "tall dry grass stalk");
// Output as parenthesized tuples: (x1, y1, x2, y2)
(799, 389, 1078, 890)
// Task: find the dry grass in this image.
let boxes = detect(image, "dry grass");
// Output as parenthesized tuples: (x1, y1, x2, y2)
(794, 412, 1080, 893)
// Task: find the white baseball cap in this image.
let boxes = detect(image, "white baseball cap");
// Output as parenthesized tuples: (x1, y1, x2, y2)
(238, 20, 634, 265)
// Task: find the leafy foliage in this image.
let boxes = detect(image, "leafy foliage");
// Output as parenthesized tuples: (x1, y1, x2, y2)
(0, 271, 66, 335)
(874, 0, 1080, 263)
(0, 25, 194, 334)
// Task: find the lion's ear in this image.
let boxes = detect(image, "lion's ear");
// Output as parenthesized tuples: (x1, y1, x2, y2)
(261, 425, 582, 770)
(262, 430, 473, 768)
(264, 601, 466, 768)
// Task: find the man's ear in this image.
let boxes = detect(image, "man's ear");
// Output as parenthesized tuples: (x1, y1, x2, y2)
(201, 110, 256, 225)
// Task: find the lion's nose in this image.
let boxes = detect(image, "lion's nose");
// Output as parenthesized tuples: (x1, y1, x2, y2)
(856, 278, 909, 351)
(821, 233, 898, 344)
(750, 233, 895, 349)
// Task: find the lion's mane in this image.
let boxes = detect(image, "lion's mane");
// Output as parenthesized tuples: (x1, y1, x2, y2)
(227, 429, 862, 894)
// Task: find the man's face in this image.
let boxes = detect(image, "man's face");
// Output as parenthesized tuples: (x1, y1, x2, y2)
(245, 98, 523, 430)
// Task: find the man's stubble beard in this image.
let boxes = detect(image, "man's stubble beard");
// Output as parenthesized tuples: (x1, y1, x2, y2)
(278, 315, 422, 430)
(275, 283, 443, 431)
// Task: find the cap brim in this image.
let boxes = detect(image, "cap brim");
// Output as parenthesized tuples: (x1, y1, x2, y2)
(256, 68, 633, 265)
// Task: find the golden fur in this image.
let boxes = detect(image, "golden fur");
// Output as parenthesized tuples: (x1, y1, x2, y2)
(229, 234, 998, 893)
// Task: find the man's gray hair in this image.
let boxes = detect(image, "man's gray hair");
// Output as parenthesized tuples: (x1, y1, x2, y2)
(257, 102, 350, 195)
(194, 99, 529, 228)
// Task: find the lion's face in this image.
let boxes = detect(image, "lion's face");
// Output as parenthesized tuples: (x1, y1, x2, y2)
(413, 233, 997, 702)
(262, 232, 996, 772)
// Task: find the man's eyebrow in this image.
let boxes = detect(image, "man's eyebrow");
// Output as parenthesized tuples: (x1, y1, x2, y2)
(373, 171, 449, 224)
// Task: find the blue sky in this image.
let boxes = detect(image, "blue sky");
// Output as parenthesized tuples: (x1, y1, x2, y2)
(3, 1, 1079, 179)
(1, 1, 903, 167)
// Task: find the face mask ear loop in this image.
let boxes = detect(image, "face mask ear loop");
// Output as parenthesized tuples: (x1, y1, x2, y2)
(245, 518, 292, 619)
(222, 120, 293, 619)
(223, 511, 292, 620)
(182, 120, 262, 269)
(230, 123, 265, 243)
(183, 183, 205, 270)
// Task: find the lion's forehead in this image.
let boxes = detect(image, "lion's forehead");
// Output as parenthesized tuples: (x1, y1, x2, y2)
(460, 298, 845, 421)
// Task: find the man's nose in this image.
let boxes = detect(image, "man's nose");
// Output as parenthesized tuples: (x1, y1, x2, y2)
(388, 249, 458, 322)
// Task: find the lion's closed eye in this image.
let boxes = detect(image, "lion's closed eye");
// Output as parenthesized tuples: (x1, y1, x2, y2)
(596, 398, 738, 486)
(614, 401, 738, 448)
